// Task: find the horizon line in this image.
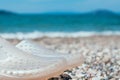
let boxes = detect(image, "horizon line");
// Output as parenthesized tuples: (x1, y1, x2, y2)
(0, 9, 120, 14)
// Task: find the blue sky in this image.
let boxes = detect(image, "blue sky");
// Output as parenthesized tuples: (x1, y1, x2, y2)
(0, 0, 120, 13)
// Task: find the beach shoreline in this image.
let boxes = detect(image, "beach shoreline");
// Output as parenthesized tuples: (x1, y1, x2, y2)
(7, 35, 120, 46)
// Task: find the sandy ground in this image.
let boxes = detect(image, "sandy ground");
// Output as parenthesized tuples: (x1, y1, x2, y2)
(7, 36, 120, 80)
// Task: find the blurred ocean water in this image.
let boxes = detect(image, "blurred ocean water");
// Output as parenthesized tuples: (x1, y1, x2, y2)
(0, 10, 120, 38)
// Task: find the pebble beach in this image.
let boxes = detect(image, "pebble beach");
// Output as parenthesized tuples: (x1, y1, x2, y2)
(8, 36, 120, 80)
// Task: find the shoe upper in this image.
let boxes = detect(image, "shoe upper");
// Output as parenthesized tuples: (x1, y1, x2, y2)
(16, 40, 84, 67)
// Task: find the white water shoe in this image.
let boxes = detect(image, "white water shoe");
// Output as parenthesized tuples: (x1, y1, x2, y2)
(16, 40, 84, 69)
(0, 37, 67, 80)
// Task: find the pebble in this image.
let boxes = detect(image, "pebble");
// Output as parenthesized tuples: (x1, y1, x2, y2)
(102, 55, 111, 63)
(60, 74, 72, 80)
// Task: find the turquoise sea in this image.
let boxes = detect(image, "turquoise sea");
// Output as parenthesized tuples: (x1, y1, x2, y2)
(0, 10, 120, 38)
(0, 10, 120, 32)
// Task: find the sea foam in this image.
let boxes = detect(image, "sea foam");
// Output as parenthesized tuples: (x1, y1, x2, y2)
(0, 31, 120, 39)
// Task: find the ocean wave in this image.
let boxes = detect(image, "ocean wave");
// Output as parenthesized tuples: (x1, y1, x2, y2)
(0, 31, 120, 39)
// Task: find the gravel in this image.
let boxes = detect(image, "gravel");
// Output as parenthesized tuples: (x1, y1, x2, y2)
(43, 37, 120, 80)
